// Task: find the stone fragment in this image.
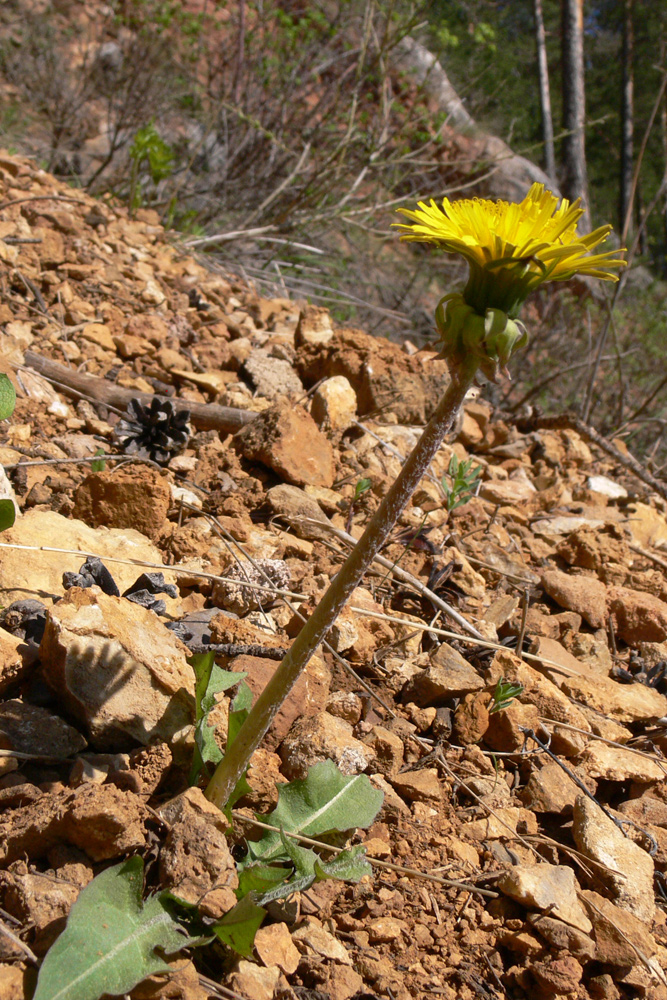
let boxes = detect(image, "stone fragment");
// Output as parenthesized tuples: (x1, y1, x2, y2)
(587, 475, 628, 499)
(279, 712, 375, 780)
(540, 568, 608, 628)
(39, 587, 194, 750)
(580, 889, 658, 966)
(367, 917, 407, 943)
(462, 807, 538, 841)
(254, 923, 300, 975)
(579, 742, 666, 783)
(0, 630, 32, 697)
(403, 642, 484, 706)
(265, 484, 330, 540)
(0, 783, 147, 864)
(292, 916, 352, 964)
(0, 701, 87, 757)
(520, 761, 589, 815)
(72, 466, 171, 542)
(1, 868, 80, 954)
(497, 862, 592, 933)
(453, 692, 490, 745)
(310, 376, 357, 438)
(479, 477, 536, 505)
(608, 585, 667, 644)
(327, 691, 363, 724)
(363, 726, 404, 777)
(559, 672, 667, 724)
(229, 961, 280, 1000)
(326, 965, 365, 1000)
(625, 502, 667, 549)
(243, 349, 304, 399)
(531, 956, 583, 995)
(572, 796, 655, 922)
(0, 510, 165, 603)
(390, 768, 442, 804)
(211, 558, 291, 614)
(234, 404, 335, 487)
(131, 958, 210, 1000)
(159, 788, 238, 913)
(225, 653, 330, 749)
(294, 304, 335, 346)
(527, 913, 595, 959)
(0, 966, 24, 1000)
(484, 700, 541, 753)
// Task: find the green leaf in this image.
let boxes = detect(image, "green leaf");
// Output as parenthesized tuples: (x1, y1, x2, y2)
(90, 448, 106, 473)
(237, 864, 292, 899)
(353, 477, 372, 500)
(33, 857, 192, 1000)
(211, 894, 266, 958)
(244, 760, 383, 866)
(0, 499, 16, 532)
(189, 652, 247, 784)
(314, 844, 372, 883)
(0, 374, 15, 421)
(222, 679, 254, 818)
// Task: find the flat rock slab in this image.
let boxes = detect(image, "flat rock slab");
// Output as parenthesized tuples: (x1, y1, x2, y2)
(0, 509, 165, 603)
(498, 862, 592, 933)
(234, 403, 335, 487)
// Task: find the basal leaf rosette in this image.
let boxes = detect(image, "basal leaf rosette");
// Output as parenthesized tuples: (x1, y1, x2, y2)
(396, 183, 626, 379)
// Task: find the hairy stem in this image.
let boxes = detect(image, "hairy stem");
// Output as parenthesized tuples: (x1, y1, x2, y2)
(206, 358, 479, 809)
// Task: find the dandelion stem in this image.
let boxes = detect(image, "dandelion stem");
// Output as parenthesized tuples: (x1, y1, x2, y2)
(205, 356, 479, 810)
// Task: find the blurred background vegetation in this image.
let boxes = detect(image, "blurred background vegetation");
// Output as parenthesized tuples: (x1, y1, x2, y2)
(0, 0, 666, 466)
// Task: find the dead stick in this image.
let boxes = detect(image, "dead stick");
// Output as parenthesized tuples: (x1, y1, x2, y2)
(23, 352, 257, 434)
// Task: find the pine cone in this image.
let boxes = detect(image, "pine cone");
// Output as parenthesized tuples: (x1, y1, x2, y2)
(114, 397, 191, 464)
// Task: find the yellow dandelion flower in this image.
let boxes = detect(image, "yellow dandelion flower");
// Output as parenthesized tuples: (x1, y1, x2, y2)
(395, 183, 626, 318)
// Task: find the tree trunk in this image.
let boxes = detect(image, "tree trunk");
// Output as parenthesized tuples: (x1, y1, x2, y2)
(561, 0, 591, 230)
(534, 0, 557, 183)
(619, 0, 635, 241)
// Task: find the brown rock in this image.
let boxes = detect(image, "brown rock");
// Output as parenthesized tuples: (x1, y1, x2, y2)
(531, 956, 583, 995)
(0, 630, 32, 698)
(484, 700, 540, 753)
(0, 782, 147, 865)
(279, 712, 375, 780)
(39, 587, 194, 750)
(130, 958, 210, 1000)
(228, 652, 330, 750)
(265, 483, 331, 540)
(520, 761, 590, 815)
(559, 671, 667, 724)
(580, 889, 658, 966)
(608, 585, 667, 644)
(234, 404, 335, 487)
(579, 742, 666, 783)
(0, 966, 26, 1000)
(228, 961, 280, 1000)
(454, 691, 491, 747)
(363, 725, 404, 777)
(73, 465, 171, 541)
(572, 796, 655, 922)
(292, 916, 352, 963)
(294, 304, 335, 346)
(390, 768, 442, 804)
(327, 965, 365, 1000)
(159, 788, 238, 912)
(527, 914, 595, 959)
(254, 923, 300, 975)
(498, 862, 592, 932)
(403, 642, 484, 706)
(541, 568, 608, 628)
(1, 868, 79, 954)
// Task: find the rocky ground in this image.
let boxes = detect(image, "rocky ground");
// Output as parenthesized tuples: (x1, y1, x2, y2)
(0, 152, 666, 1000)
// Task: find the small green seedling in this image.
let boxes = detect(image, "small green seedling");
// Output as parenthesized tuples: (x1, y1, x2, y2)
(441, 454, 482, 511)
(353, 477, 372, 501)
(90, 448, 106, 473)
(489, 678, 524, 714)
(128, 121, 174, 215)
(0, 374, 17, 531)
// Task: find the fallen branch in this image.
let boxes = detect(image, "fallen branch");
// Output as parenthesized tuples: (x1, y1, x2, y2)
(22, 352, 257, 434)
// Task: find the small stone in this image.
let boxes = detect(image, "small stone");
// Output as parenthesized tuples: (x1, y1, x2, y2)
(254, 923, 300, 975)
(292, 916, 352, 964)
(479, 477, 536, 505)
(0, 630, 31, 698)
(497, 863, 592, 933)
(541, 568, 608, 628)
(243, 349, 304, 399)
(279, 712, 375, 780)
(573, 796, 655, 922)
(0, 965, 25, 999)
(390, 768, 442, 803)
(79, 323, 115, 351)
(608, 585, 667, 644)
(587, 475, 628, 499)
(403, 642, 484, 706)
(265, 484, 330, 541)
(527, 914, 595, 959)
(159, 788, 238, 912)
(559, 672, 667, 724)
(520, 761, 587, 815)
(484, 700, 541, 753)
(367, 917, 407, 943)
(326, 691, 363, 724)
(294, 305, 335, 346)
(363, 726, 404, 777)
(531, 956, 583, 995)
(229, 961, 280, 1000)
(73, 466, 171, 542)
(234, 404, 335, 487)
(326, 964, 365, 1000)
(310, 376, 357, 439)
(579, 742, 666, 783)
(211, 558, 291, 614)
(580, 889, 658, 966)
(463, 806, 538, 841)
